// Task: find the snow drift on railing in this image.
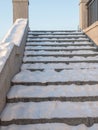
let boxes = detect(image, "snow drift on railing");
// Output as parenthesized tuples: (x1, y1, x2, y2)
(2, 19, 28, 46)
(0, 19, 28, 73)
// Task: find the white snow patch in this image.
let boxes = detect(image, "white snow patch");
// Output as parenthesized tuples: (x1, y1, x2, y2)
(27, 38, 89, 42)
(0, 42, 14, 72)
(1, 124, 98, 130)
(0, 19, 28, 72)
(1, 101, 98, 121)
(2, 19, 28, 46)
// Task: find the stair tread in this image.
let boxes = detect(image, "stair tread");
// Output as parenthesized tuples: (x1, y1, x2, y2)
(26, 41, 92, 45)
(21, 63, 98, 70)
(28, 37, 87, 39)
(1, 101, 98, 121)
(27, 39, 89, 42)
(25, 46, 95, 50)
(28, 31, 83, 35)
(24, 50, 98, 56)
(23, 56, 98, 63)
(27, 36, 89, 40)
(28, 35, 86, 38)
(1, 123, 98, 130)
(7, 85, 98, 99)
(12, 69, 98, 83)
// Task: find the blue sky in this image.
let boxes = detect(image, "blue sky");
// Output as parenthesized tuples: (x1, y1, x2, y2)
(0, 0, 79, 40)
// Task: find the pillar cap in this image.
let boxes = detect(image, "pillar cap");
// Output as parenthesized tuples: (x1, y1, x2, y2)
(79, 0, 89, 4)
(13, 0, 29, 2)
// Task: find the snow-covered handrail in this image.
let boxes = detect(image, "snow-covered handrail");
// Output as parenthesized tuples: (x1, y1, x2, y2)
(0, 19, 28, 113)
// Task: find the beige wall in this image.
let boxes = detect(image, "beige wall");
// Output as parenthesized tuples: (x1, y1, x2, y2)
(80, 0, 98, 46)
(79, 0, 89, 29)
(79, 0, 98, 46)
(13, 0, 29, 22)
(84, 21, 98, 46)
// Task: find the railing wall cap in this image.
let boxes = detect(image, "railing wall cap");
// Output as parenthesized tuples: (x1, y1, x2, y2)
(0, 18, 28, 73)
(2, 19, 28, 46)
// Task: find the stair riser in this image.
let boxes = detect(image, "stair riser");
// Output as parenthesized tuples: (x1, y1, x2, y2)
(7, 96, 98, 103)
(0, 117, 97, 127)
(12, 81, 98, 86)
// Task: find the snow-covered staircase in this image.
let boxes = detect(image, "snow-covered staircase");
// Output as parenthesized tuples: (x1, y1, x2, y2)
(1, 30, 98, 129)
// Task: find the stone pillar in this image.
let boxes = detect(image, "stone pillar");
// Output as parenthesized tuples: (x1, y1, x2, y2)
(79, 0, 89, 29)
(13, 0, 29, 22)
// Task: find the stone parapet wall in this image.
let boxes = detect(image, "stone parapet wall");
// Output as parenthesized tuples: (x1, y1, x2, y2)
(0, 19, 28, 113)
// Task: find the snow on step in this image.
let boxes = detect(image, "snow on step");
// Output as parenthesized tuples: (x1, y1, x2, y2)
(1, 101, 98, 121)
(12, 69, 98, 83)
(28, 31, 83, 35)
(21, 63, 98, 70)
(1, 124, 98, 130)
(7, 84, 98, 99)
(27, 38, 89, 42)
(26, 41, 92, 45)
(23, 56, 98, 63)
(24, 50, 98, 56)
(28, 37, 88, 40)
(28, 37, 87, 40)
(28, 35, 86, 38)
(25, 46, 95, 50)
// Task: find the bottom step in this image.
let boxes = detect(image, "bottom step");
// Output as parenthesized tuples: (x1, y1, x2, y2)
(1, 101, 98, 126)
(1, 123, 98, 130)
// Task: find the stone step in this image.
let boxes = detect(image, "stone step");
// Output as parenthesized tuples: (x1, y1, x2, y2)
(25, 46, 95, 50)
(28, 37, 88, 40)
(24, 54, 98, 58)
(28, 31, 83, 35)
(24, 50, 98, 56)
(26, 41, 92, 45)
(7, 85, 98, 103)
(28, 34, 86, 38)
(1, 123, 98, 130)
(21, 63, 98, 70)
(27, 36, 87, 39)
(1, 101, 98, 126)
(26, 43, 93, 47)
(23, 56, 98, 63)
(12, 69, 98, 85)
(27, 38, 89, 42)
(22, 60, 98, 64)
(25, 48, 97, 52)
